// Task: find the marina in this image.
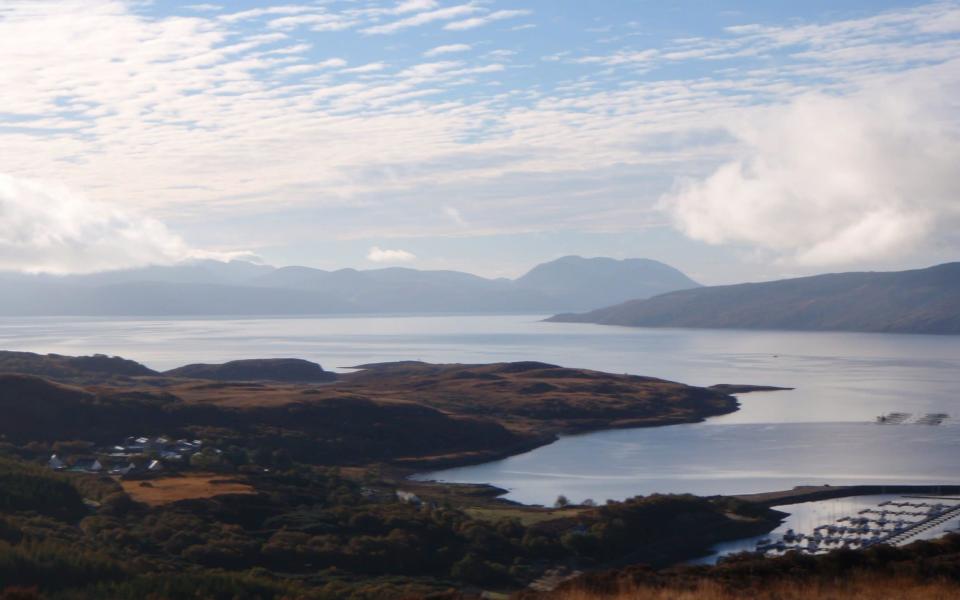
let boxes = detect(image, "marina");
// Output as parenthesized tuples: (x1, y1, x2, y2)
(691, 493, 960, 565)
(756, 497, 960, 555)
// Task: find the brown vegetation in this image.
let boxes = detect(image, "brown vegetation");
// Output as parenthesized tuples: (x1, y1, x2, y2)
(545, 576, 960, 600)
(0, 359, 741, 469)
(524, 534, 960, 600)
(120, 474, 254, 506)
(329, 361, 739, 436)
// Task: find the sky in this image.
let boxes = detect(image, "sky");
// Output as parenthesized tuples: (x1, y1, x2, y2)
(1, 0, 959, 284)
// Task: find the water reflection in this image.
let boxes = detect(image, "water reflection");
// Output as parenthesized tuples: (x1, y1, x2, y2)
(416, 421, 960, 504)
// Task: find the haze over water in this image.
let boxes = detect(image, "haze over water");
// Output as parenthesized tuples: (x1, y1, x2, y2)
(4, 314, 959, 504)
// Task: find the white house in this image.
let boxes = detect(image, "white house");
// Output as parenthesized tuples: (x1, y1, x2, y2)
(48, 454, 65, 470)
(71, 459, 103, 473)
(396, 490, 422, 505)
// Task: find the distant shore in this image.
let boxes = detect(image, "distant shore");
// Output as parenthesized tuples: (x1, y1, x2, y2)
(734, 484, 960, 507)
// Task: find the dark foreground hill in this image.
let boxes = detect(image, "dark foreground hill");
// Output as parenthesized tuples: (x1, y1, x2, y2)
(0, 373, 525, 465)
(0, 355, 738, 466)
(549, 262, 960, 335)
(0, 356, 782, 599)
(0, 351, 158, 383)
(524, 533, 960, 600)
(0, 351, 340, 385)
(164, 358, 337, 383)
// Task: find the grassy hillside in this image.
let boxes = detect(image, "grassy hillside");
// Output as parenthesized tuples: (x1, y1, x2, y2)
(0, 351, 156, 383)
(0, 357, 739, 468)
(339, 361, 738, 439)
(164, 358, 337, 383)
(529, 533, 960, 600)
(0, 373, 530, 465)
(0, 451, 780, 599)
(549, 262, 960, 334)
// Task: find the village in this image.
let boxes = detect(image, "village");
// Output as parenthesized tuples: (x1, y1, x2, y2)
(47, 436, 217, 478)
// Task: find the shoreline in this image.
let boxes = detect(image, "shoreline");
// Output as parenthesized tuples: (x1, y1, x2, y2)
(734, 484, 960, 507)
(399, 385, 801, 504)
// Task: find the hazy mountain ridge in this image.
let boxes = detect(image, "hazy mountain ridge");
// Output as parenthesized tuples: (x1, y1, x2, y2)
(0, 256, 698, 316)
(548, 262, 960, 335)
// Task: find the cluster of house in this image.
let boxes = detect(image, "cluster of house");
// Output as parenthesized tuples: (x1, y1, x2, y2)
(48, 436, 210, 477)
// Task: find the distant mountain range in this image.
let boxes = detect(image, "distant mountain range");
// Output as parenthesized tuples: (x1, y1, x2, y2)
(0, 256, 700, 316)
(548, 262, 960, 335)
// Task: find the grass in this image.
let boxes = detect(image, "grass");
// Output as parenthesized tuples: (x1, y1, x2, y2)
(549, 576, 960, 599)
(120, 474, 254, 506)
(464, 506, 585, 526)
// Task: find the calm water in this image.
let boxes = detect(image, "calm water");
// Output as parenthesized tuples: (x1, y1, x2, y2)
(2, 315, 959, 504)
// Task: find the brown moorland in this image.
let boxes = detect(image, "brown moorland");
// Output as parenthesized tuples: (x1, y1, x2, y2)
(0, 358, 743, 469)
(120, 474, 255, 506)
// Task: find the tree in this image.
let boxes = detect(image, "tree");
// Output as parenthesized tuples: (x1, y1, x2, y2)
(554, 495, 570, 508)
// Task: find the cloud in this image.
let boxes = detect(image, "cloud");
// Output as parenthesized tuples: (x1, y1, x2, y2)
(220, 6, 314, 23)
(341, 61, 387, 73)
(362, 3, 479, 34)
(394, 0, 439, 13)
(444, 9, 531, 31)
(0, 174, 239, 274)
(2, 0, 960, 273)
(575, 49, 659, 66)
(443, 206, 467, 226)
(662, 62, 960, 266)
(367, 246, 416, 263)
(267, 13, 357, 31)
(186, 4, 222, 12)
(424, 43, 471, 57)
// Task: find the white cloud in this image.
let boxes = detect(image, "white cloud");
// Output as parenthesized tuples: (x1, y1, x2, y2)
(424, 43, 471, 57)
(341, 61, 387, 73)
(0, 174, 238, 274)
(362, 3, 480, 34)
(575, 49, 659, 66)
(394, 0, 439, 13)
(367, 246, 416, 263)
(268, 13, 356, 31)
(220, 6, 315, 23)
(1, 0, 960, 275)
(662, 62, 960, 266)
(444, 206, 467, 226)
(444, 9, 531, 31)
(186, 4, 222, 12)
(283, 57, 348, 74)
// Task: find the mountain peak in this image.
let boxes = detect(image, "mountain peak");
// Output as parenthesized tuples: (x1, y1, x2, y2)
(515, 255, 700, 310)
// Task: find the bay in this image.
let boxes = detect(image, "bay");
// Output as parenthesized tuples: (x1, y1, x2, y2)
(2, 314, 958, 505)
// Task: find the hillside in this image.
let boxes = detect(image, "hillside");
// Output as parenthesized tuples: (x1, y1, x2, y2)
(338, 361, 736, 440)
(549, 262, 960, 334)
(516, 256, 700, 310)
(0, 355, 740, 467)
(0, 354, 786, 599)
(0, 373, 529, 465)
(0, 350, 157, 383)
(0, 256, 698, 316)
(164, 358, 337, 383)
(525, 534, 960, 600)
